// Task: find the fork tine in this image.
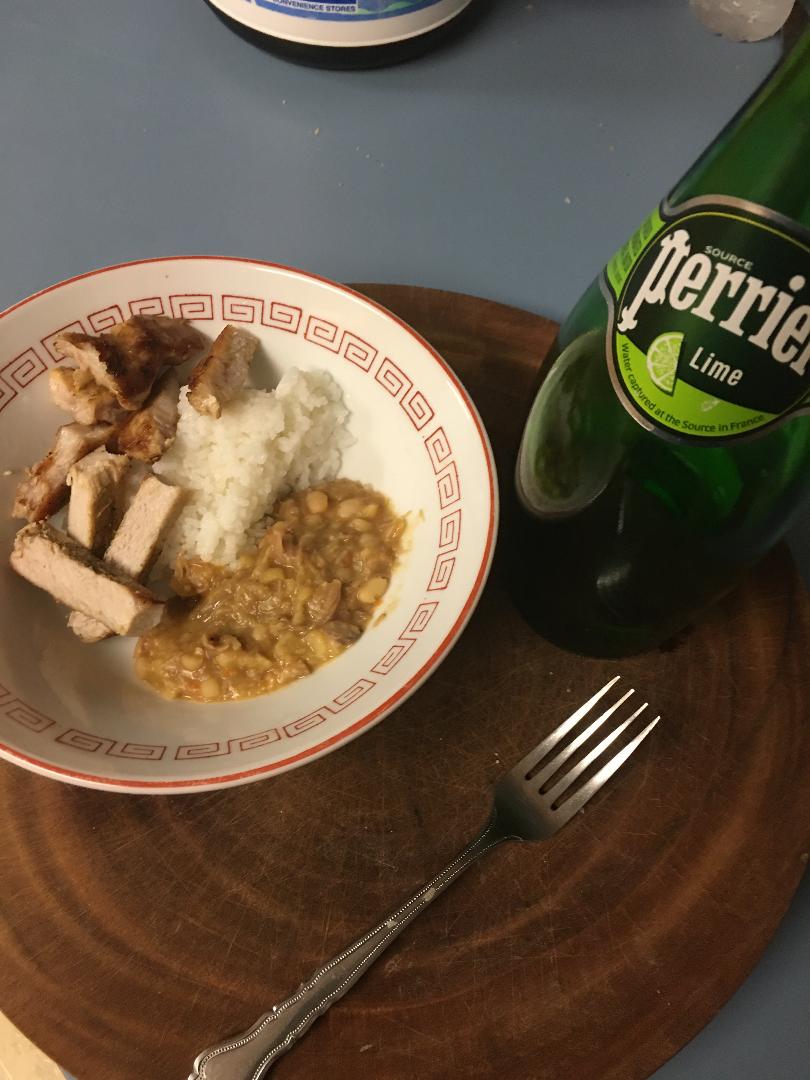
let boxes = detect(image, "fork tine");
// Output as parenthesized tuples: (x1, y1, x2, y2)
(551, 715, 659, 828)
(529, 688, 635, 789)
(545, 700, 650, 805)
(511, 676, 622, 779)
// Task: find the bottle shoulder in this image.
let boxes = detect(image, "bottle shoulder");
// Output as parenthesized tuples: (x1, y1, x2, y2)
(667, 31, 810, 225)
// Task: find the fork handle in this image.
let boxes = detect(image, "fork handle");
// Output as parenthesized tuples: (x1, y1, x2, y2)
(189, 816, 510, 1080)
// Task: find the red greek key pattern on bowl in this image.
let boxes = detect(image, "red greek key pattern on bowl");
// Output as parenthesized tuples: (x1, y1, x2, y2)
(405, 602, 440, 635)
(342, 333, 377, 371)
(264, 301, 303, 335)
(372, 601, 439, 676)
(439, 508, 462, 553)
(281, 680, 375, 734)
(176, 728, 282, 759)
(234, 728, 282, 752)
(41, 322, 84, 363)
(436, 461, 461, 508)
(422, 427, 460, 591)
(373, 641, 416, 676)
(129, 296, 166, 317)
(222, 294, 263, 323)
(428, 552, 456, 592)
(107, 743, 166, 760)
(305, 315, 340, 350)
(1, 694, 55, 734)
(424, 427, 453, 473)
(375, 356, 413, 400)
(10, 349, 47, 386)
(304, 318, 378, 370)
(56, 729, 113, 753)
(284, 711, 330, 739)
(401, 388, 434, 431)
(174, 681, 376, 758)
(54, 730, 165, 758)
(0, 349, 48, 415)
(331, 678, 376, 711)
(88, 305, 124, 333)
(175, 741, 228, 760)
(220, 295, 304, 335)
(169, 294, 214, 320)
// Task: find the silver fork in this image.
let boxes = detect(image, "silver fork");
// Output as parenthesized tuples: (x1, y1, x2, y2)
(189, 677, 658, 1080)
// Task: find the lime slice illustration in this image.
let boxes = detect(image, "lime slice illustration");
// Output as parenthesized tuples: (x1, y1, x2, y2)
(646, 332, 683, 394)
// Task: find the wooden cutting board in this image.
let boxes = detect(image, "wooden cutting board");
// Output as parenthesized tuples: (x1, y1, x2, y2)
(1, 285, 808, 1080)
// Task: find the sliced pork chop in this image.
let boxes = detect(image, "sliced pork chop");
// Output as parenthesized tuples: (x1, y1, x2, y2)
(115, 459, 153, 522)
(69, 475, 184, 642)
(48, 367, 124, 425)
(124, 316, 206, 365)
(66, 612, 114, 644)
(11, 522, 164, 636)
(12, 422, 114, 522)
(66, 448, 130, 554)
(54, 316, 205, 411)
(187, 325, 258, 419)
(105, 475, 185, 577)
(54, 330, 155, 411)
(114, 370, 181, 463)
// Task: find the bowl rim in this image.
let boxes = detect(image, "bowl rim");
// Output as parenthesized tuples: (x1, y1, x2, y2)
(0, 256, 499, 792)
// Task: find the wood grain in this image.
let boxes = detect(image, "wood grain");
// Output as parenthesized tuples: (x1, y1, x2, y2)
(1, 286, 808, 1080)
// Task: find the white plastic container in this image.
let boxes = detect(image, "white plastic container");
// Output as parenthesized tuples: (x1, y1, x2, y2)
(207, 0, 476, 67)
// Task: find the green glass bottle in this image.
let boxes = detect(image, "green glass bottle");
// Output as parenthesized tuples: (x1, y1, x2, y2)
(513, 30, 810, 658)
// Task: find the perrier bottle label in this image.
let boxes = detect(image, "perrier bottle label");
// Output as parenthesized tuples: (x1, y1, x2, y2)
(602, 195, 810, 442)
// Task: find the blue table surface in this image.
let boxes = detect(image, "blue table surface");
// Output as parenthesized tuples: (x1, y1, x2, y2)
(2, 2, 808, 1078)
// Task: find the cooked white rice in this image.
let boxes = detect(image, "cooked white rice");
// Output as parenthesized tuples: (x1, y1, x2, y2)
(155, 368, 352, 567)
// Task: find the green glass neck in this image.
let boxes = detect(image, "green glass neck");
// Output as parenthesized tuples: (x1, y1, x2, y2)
(668, 30, 810, 223)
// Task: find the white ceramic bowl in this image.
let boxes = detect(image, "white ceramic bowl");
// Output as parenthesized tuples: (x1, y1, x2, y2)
(0, 258, 497, 793)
